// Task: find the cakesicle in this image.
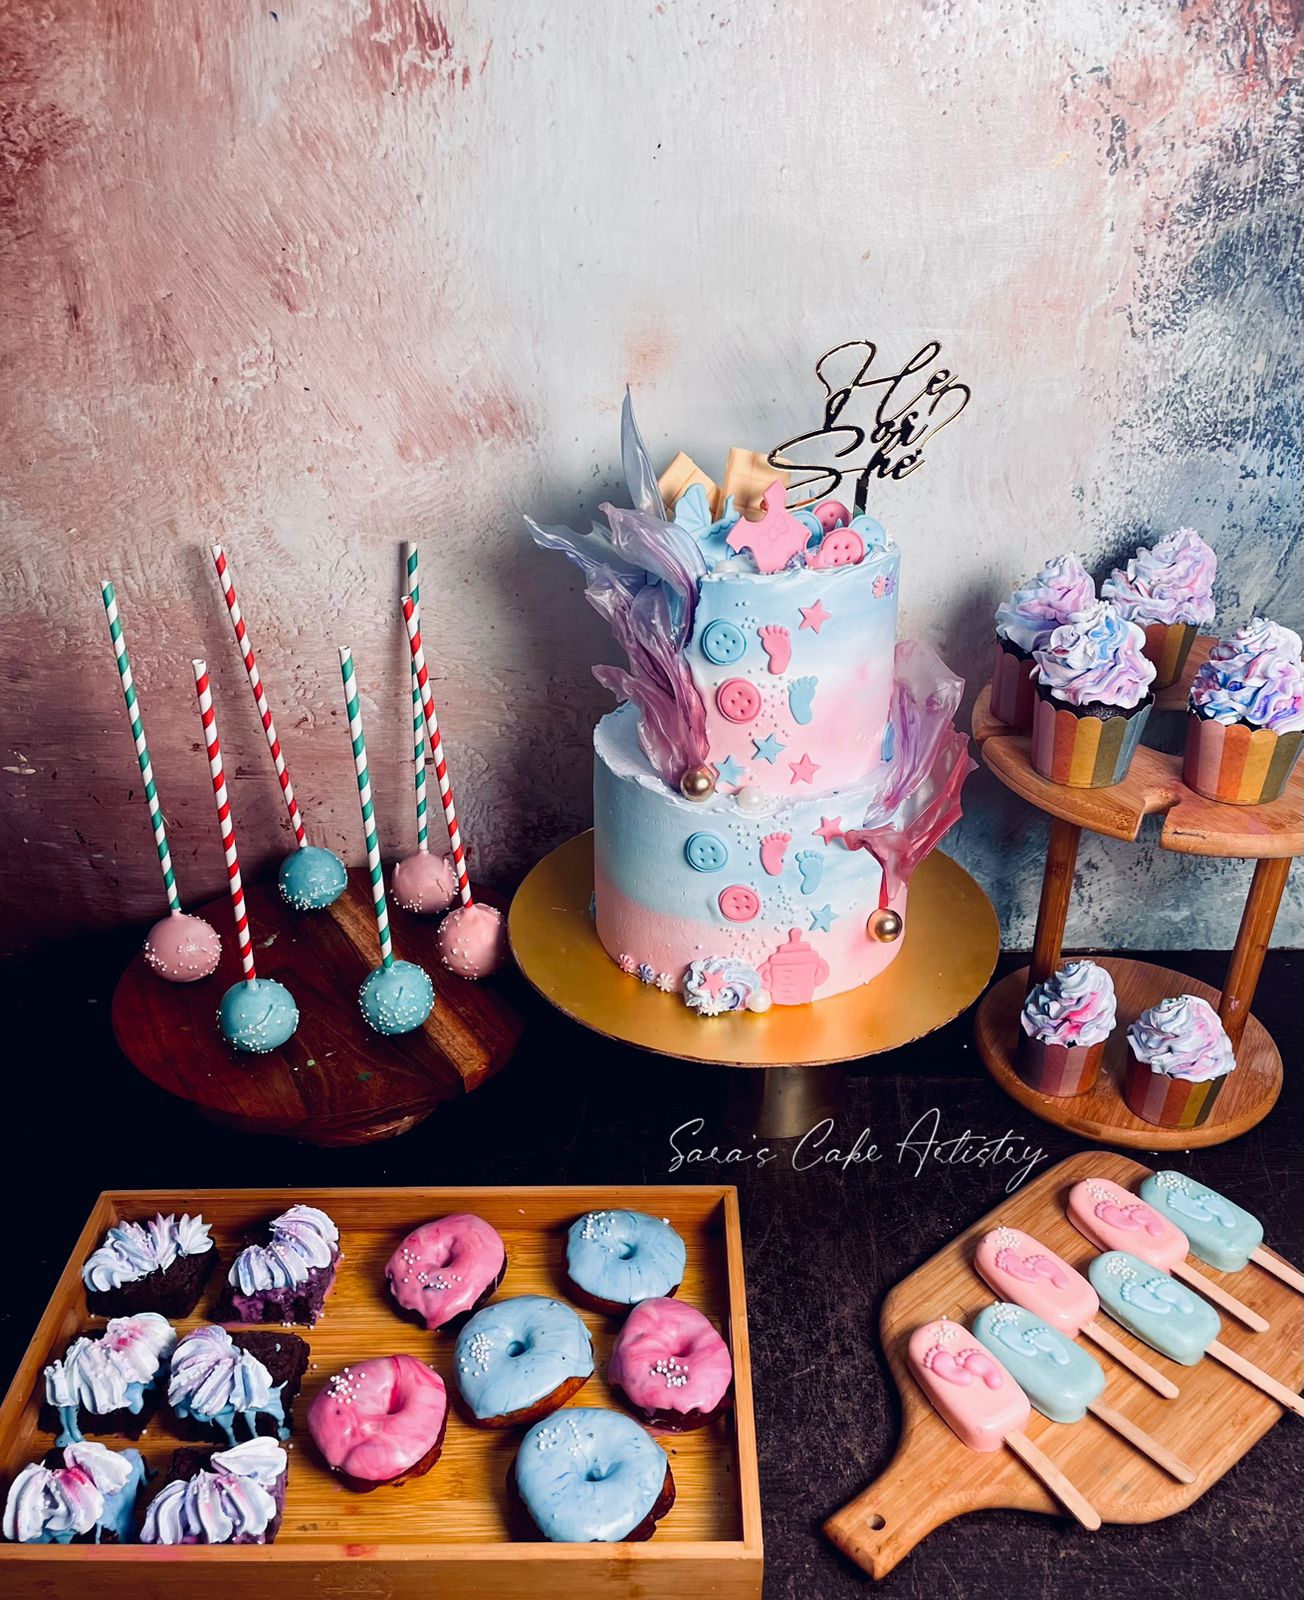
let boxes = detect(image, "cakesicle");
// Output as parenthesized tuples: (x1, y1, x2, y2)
(1139, 1173, 1304, 1294)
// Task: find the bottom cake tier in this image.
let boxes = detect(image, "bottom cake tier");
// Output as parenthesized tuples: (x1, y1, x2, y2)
(593, 706, 906, 1009)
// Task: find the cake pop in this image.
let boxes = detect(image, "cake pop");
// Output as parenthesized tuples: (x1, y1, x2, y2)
(211, 545, 346, 910)
(339, 646, 435, 1036)
(193, 659, 299, 1054)
(101, 581, 221, 984)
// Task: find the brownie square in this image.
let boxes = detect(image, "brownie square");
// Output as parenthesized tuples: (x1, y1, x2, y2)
(143, 1446, 288, 1545)
(214, 1255, 339, 1327)
(167, 1329, 309, 1444)
(85, 1248, 214, 1321)
(38, 1327, 163, 1441)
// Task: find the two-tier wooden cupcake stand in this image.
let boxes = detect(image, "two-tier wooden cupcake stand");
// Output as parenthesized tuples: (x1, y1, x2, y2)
(972, 640, 1301, 1149)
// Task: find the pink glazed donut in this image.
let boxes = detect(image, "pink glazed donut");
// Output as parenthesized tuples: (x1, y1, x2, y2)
(608, 1298, 733, 1432)
(307, 1355, 448, 1492)
(385, 1213, 507, 1332)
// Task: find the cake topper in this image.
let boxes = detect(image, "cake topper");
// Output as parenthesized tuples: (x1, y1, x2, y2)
(768, 339, 971, 510)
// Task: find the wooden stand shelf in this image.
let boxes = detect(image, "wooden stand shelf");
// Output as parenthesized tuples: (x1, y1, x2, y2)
(972, 639, 1300, 1149)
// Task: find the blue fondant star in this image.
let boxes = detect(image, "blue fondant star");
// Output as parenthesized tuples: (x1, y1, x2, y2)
(808, 903, 838, 932)
(752, 732, 785, 764)
(715, 754, 747, 786)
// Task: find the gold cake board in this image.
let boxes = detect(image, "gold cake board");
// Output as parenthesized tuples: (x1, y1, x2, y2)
(509, 833, 998, 1131)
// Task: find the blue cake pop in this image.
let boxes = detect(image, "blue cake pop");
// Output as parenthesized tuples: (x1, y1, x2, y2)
(359, 959, 435, 1036)
(278, 844, 348, 911)
(218, 977, 299, 1054)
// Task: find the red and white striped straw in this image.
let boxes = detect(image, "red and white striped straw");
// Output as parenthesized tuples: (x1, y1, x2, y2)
(401, 595, 472, 907)
(211, 544, 307, 848)
(193, 658, 257, 984)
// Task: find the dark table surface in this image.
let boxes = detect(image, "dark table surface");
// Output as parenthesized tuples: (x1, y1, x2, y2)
(2, 930, 1300, 1599)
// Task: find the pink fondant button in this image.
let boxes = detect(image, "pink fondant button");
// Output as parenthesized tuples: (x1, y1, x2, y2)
(811, 529, 865, 569)
(718, 885, 760, 922)
(716, 678, 761, 723)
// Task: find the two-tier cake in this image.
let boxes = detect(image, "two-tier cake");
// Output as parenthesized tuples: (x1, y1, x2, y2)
(530, 400, 974, 1015)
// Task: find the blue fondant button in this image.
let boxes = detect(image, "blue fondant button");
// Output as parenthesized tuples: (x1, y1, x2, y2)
(685, 831, 729, 873)
(701, 620, 746, 665)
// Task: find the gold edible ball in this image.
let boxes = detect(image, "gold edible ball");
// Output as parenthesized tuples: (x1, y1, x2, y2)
(679, 764, 717, 802)
(868, 909, 903, 942)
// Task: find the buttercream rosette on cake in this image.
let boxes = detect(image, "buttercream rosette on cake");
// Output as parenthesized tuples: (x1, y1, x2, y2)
(1031, 601, 1156, 788)
(1184, 618, 1304, 805)
(1016, 959, 1116, 1097)
(1101, 528, 1217, 690)
(528, 396, 975, 1013)
(1123, 994, 1236, 1128)
(992, 555, 1095, 731)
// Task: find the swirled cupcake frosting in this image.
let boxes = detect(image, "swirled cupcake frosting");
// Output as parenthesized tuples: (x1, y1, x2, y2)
(228, 1204, 339, 1295)
(82, 1214, 212, 1292)
(1189, 618, 1304, 733)
(995, 554, 1096, 652)
(1102, 528, 1217, 627)
(1020, 960, 1116, 1048)
(140, 1438, 286, 1545)
(1035, 601, 1156, 709)
(1126, 994, 1235, 1083)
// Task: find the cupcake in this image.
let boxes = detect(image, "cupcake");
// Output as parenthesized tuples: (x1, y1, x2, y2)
(992, 554, 1095, 730)
(1123, 994, 1235, 1127)
(1016, 960, 1116, 1096)
(1032, 601, 1157, 787)
(1185, 617, 1304, 804)
(1101, 528, 1216, 689)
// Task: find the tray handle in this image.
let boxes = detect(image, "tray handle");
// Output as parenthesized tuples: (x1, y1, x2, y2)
(823, 1444, 958, 1580)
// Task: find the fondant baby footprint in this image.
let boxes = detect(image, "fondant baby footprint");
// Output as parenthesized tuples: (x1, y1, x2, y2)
(957, 1348, 1004, 1389)
(760, 832, 791, 877)
(1148, 1276, 1196, 1315)
(1120, 1278, 1175, 1315)
(1023, 1326, 1071, 1366)
(758, 625, 791, 675)
(788, 676, 817, 725)
(1168, 1188, 1238, 1231)
(795, 850, 823, 895)
(923, 1346, 973, 1386)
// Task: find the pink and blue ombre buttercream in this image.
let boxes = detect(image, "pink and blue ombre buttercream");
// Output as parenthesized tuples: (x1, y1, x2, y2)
(1189, 618, 1304, 733)
(1102, 529, 1217, 627)
(1034, 601, 1156, 709)
(995, 554, 1096, 653)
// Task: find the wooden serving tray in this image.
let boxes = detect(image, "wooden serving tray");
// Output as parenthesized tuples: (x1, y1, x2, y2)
(826, 1150, 1303, 1579)
(0, 1186, 761, 1599)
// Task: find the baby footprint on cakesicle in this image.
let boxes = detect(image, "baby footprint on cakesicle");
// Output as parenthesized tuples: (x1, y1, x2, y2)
(758, 625, 791, 674)
(760, 833, 790, 877)
(795, 850, 823, 895)
(788, 676, 817, 725)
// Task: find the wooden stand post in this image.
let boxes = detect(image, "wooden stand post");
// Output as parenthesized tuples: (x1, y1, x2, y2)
(1220, 856, 1293, 1051)
(1028, 817, 1081, 989)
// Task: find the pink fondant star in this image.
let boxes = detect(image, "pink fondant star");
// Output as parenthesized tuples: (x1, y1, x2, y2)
(815, 816, 843, 843)
(789, 753, 820, 785)
(701, 969, 728, 996)
(799, 599, 831, 633)
(724, 481, 809, 573)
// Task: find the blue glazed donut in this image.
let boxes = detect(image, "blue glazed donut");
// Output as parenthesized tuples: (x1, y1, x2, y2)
(453, 1295, 593, 1427)
(565, 1211, 686, 1312)
(514, 1409, 673, 1542)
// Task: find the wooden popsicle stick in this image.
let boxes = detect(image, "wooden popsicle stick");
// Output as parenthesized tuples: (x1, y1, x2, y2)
(1087, 1399, 1196, 1483)
(1207, 1339, 1304, 1417)
(1173, 1260, 1269, 1332)
(1251, 1246, 1304, 1295)
(1003, 1430, 1101, 1529)
(1081, 1319, 1179, 1399)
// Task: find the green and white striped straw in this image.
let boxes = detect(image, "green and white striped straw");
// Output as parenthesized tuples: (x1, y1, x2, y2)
(404, 541, 428, 851)
(339, 646, 393, 968)
(101, 581, 181, 913)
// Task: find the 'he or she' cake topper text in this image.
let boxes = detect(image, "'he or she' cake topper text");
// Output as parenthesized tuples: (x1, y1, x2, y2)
(768, 339, 971, 510)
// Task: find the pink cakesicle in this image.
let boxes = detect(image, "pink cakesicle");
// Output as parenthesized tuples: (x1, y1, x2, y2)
(906, 1318, 1099, 1528)
(974, 1226, 1179, 1399)
(1067, 1179, 1268, 1333)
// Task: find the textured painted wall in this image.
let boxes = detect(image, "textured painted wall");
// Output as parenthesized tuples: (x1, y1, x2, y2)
(1, 0, 1300, 956)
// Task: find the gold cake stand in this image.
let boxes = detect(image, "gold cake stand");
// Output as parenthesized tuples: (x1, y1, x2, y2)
(509, 832, 999, 1133)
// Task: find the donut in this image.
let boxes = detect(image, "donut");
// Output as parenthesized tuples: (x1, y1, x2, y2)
(306, 1355, 448, 1492)
(564, 1211, 686, 1315)
(385, 1214, 507, 1332)
(608, 1298, 733, 1431)
(512, 1409, 675, 1542)
(453, 1295, 593, 1428)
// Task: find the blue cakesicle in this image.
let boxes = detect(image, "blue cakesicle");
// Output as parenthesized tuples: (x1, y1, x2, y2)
(359, 959, 435, 1036)
(278, 844, 348, 910)
(1089, 1251, 1220, 1366)
(1140, 1172, 1264, 1274)
(972, 1303, 1105, 1423)
(219, 978, 298, 1054)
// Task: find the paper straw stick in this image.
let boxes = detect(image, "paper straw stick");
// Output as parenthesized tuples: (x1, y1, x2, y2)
(101, 581, 181, 914)
(404, 541, 429, 852)
(401, 595, 472, 907)
(193, 659, 256, 984)
(339, 647, 393, 969)
(211, 544, 307, 847)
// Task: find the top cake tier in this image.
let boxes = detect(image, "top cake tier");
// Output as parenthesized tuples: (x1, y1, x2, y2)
(687, 547, 900, 797)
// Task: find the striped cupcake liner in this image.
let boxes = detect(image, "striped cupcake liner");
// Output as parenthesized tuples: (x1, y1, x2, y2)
(990, 639, 1037, 731)
(1183, 714, 1303, 806)
(1141, 621, 1198, 691)
(1031, 689, 1153, 788)
(1123, 1054, 1228, 1128)
(1015, 1034, 1104, 1097)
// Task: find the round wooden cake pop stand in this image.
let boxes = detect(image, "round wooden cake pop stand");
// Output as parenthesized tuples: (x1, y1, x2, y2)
(972, 635, 1299, 1149)
(509, 832, 999, 1135)
(112, 871, 523, 1146)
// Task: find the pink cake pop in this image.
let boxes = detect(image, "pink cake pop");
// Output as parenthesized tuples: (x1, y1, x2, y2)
(143, 912, 222, 983)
